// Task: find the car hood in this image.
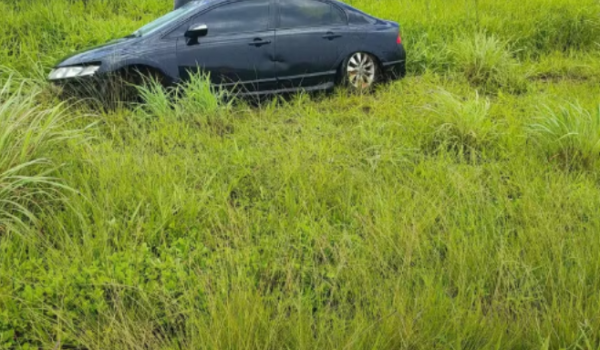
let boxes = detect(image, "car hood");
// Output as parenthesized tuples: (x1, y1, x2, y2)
(56, 36, 141, 67)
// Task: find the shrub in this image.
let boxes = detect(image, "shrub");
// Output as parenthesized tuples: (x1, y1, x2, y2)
(529, 103, 600, 170)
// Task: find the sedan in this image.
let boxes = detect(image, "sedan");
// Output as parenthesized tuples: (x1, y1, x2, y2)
(48, 0, 406, 96)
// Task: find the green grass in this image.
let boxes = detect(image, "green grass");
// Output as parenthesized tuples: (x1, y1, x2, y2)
(1, 0, 600, 349)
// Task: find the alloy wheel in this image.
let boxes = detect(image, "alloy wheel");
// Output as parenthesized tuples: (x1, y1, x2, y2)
(347, 52, 377, 90)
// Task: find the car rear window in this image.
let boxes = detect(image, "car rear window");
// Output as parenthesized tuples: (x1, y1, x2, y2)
(331, 4, 347, 24)
(347, 8, 375, 25)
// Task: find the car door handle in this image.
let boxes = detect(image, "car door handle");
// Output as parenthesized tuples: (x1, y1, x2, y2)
(249, 38, 272, 47)
(322, 32, 341, 40)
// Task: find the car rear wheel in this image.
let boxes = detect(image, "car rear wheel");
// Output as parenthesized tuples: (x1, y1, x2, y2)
(342, 52, 378, 91)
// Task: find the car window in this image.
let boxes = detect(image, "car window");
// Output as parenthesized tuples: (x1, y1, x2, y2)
(133, 1, 203, 37)
(331, 4, 347, 24)
(279, 0, 346, 28)
(347, 8, 375, 25)
(195, 0, 270, 36)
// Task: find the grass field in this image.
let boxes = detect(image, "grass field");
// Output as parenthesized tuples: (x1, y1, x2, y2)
(2, 0, 600, 349)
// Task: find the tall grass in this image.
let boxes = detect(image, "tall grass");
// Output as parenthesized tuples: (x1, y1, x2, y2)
(530, 103, 600, 170)
(1, 0, 600, 349)
(136, 73, 234, 135)
(137, 73, 229, 118)
(0, 78, 82, 235)
(426, 90, 499, 158)
(450, 34, 528, 93)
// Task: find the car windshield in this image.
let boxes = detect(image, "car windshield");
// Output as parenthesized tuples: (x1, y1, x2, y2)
(132, 1, 204, 37)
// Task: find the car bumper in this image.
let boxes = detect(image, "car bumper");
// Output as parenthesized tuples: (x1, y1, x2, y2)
(382, 44, 407, 79)
(383, 59, 406, 79)
(49, 73, 138, 103)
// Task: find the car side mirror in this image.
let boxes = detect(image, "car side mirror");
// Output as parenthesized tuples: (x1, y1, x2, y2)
(185, 24, 208, 39)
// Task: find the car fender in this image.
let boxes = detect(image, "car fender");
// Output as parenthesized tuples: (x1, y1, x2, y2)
(334, 28, 394, 70)
(108, 57, 178, 85)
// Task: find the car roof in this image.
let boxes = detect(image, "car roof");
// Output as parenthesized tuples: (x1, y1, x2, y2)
(193, 0, 347, 6)
(177, 0, 377, 31)
(194, 0, 366, 17)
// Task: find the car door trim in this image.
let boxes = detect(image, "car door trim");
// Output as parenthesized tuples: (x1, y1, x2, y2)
(278, 70, 337, 81)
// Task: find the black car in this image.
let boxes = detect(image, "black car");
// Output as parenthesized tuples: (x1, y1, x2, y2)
(48, 0, 406, 95)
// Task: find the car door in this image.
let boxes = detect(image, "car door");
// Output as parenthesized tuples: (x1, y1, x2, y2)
(175, 0, 277, 93)
(274, 0, 348, 89)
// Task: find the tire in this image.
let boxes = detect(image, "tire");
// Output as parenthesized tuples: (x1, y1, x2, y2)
(341, 52, 379, 92)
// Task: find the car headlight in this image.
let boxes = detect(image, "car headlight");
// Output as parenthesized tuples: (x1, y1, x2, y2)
(48, 65, 100, 80)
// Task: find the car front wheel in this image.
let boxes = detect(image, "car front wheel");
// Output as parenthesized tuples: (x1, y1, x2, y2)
(342, 52, 379, 91)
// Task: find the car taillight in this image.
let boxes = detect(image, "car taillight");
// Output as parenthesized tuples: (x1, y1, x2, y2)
(397, 34, 402, 44)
